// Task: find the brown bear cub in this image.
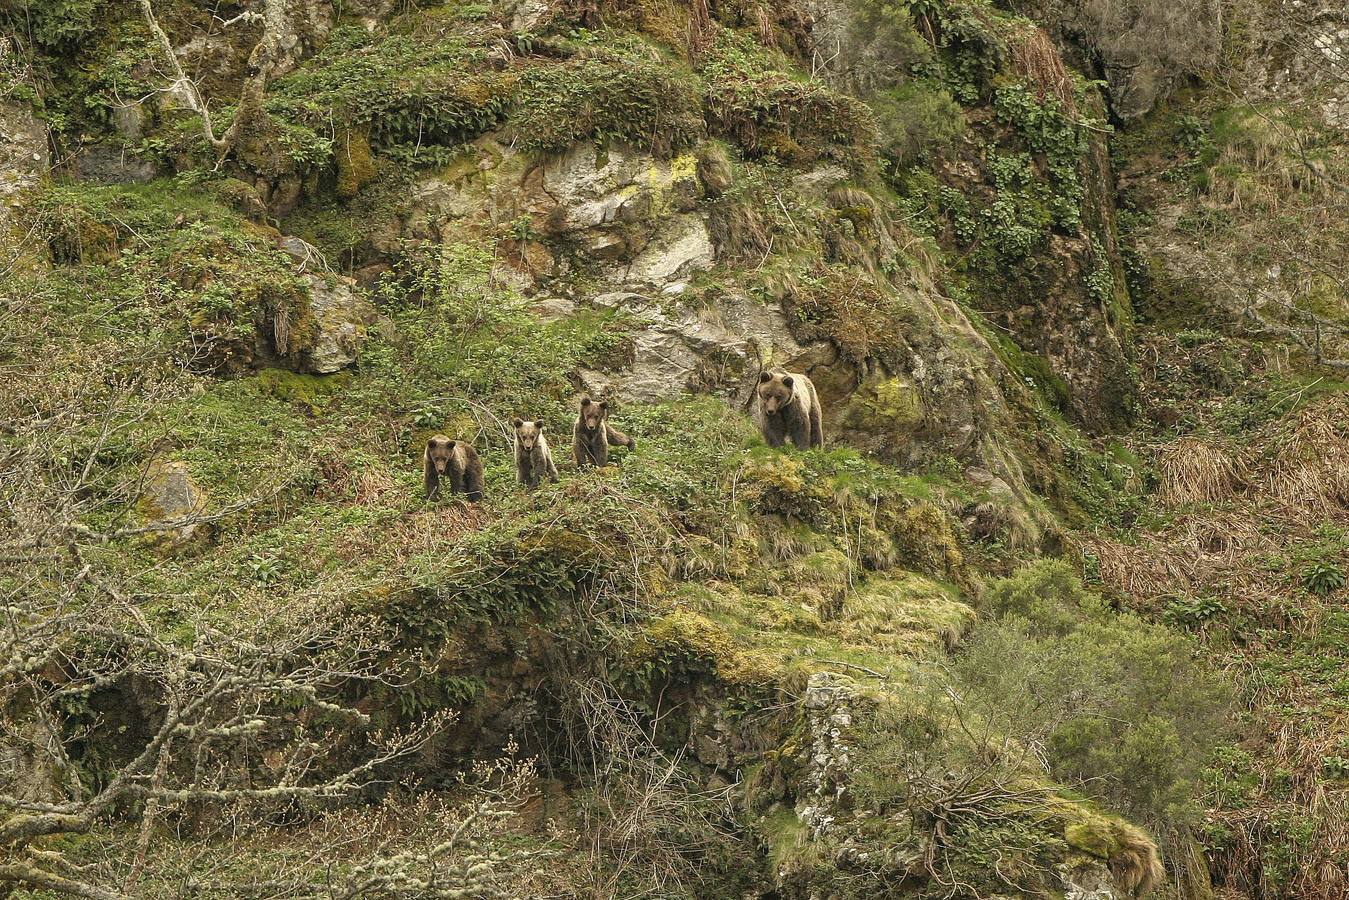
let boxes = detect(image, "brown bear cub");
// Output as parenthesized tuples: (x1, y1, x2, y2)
(423, 435, 484, 501)
(513, 418, 560, 489)
(755, 370, 824, 450)
(572, 397, 635, 468)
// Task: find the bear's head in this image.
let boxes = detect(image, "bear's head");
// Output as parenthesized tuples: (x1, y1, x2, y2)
(757, 372, 796, 414)
(578, 397, 608, 432)
(513, 418, 544, 451)
(426, 435, 456, 474)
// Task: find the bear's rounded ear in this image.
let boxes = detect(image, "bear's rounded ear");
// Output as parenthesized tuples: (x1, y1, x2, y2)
(599, 401, 608, 410)
(513, 418, 523, 429)
(759, 371, 772, 383)
(581, 397, 592, 407)
(446, 440, 456, 449)
(536, 422, 545, 431)
(782, 375, 794, 388)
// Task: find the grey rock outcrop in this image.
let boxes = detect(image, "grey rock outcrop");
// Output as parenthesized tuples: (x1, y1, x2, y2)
(298, 273, 375, 373)
(796, 672, 858, 837)
(140, 458, 211, 549)
(276, 235, 376, 374)
(577, 290, 804, 404)
(1, 50, 48, 272)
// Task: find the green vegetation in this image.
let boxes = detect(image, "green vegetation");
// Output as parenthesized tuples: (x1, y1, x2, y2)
(8, 0, 1345, 894)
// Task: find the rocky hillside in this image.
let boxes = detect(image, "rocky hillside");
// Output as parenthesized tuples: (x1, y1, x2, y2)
(1, 0, 1346, 897)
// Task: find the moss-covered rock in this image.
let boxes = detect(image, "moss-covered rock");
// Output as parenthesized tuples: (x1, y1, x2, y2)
(137, 457, 210, 551)
(631, 608, 785, 687)
(335, 127, 376, 198)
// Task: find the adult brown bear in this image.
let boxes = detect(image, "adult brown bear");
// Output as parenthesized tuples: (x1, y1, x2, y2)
(755, 370, 823, 450)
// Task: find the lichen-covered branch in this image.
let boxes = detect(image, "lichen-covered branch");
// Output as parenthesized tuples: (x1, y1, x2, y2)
(137, 0, 288, 160)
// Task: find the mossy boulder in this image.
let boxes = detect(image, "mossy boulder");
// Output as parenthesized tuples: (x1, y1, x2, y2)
(841, 375, 924, 434)
(293, 272, 376, 373)
(138, 457, 210, 550)
(630, 609, 785, 687)
(263, 237, 376, 373)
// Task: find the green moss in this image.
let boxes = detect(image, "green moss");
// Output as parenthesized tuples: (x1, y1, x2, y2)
(267, 25, 511, 147)
(844, 376, 924, 432)
(701, 32, 877, 165)
(509, 40, 703, 156)
(335, 127, 376, 198)
(1063, 820, 1115, 858)
(250, 368, 350, 412)
(631, 609, 785, 687)
(889, 501, 964, 579)
(759, 805, 811, 871)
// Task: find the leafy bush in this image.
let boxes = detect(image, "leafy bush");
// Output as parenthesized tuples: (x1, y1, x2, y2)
(1162, 594, 1227, 628)
(992, 83, 1095, 229)
(871, 81, 966, 166)
(962, 560, 1231, 824)
(2, 0, 105, 50)
(510, 47, 704, 156)
(981, 558, 1099, 632)
(268, 27, 511, 147)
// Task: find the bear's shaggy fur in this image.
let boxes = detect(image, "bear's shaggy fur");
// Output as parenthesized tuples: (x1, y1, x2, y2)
(424, 435, 484, 501)
(755, 370, 824, 450)
(513, 418, 560, 489)
(573, 397, 635, 468)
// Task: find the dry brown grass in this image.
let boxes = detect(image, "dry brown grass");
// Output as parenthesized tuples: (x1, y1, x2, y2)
(1008, 25, 1077, 117)
(1110, 821, 1165, 898)
(336, 504, 490, 565)
(1156, 437, 1245, 505)
(1087, 394, 1349, 898)
(1259, 395, 1349, 518)
(1085, 508, 1268, 607)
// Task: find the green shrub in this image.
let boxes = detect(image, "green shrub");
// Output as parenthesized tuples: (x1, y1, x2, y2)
(701, 33, 877, 163)
(1162, 594, 1227, 628)
(981, 558, 1099, 633)
(510, 47, 704, 155)
(871, 81, 966, 166)
(962, 561, 1231, 824)
(267, 27, 511, 148)
(3, 0, 105, 50)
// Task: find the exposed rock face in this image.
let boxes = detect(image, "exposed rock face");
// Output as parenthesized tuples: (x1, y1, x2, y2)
(401, 140, 710, 291)
(0, 715, 67, 805)
(394, 139, 1047, 490)
(298, 272, 376, 373)
(796, 672, 858, 836)
(276, 0, 336, 75)
(73, 144, 158, 185)
(0, 97, 48, 196)
(576, 290, 805, 405)
(276, 236, 376, 374)
(1, 49, 49, 271)
(1008, 0, 1221, 121)
(140, 458, 210, 548)
(1061, 861, 1118, 900)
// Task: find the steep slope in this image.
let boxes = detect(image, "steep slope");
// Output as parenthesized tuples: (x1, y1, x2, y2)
(0, 0, 1290, 897)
